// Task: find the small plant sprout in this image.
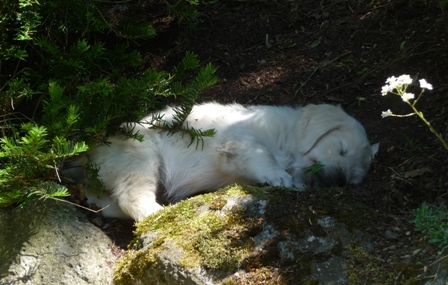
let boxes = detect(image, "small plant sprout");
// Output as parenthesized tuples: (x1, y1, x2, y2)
(380, 75, 448, 151)
(305, 162, 325, 174)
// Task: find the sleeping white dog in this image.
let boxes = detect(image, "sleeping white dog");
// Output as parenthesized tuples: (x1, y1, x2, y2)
(83, 103, 378, 221)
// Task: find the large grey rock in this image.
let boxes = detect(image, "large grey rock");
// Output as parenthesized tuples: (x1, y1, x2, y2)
(113, 186, 374, 284)
(0, 199, 117, 285)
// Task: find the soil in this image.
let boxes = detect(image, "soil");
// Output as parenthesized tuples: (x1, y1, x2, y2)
(93, 0, 448, 282)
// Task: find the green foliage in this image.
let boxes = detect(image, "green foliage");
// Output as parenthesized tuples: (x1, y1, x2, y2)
(305, 162, 325, 174)
(0, 124, 88, 207)
(0, 0, 217, 207)
(404, 135, 421, 154)
(0, 181, 70, 208)
(151, 52, 218, 148)
(411, 203, 448, 247)
(422, 0, 448, 6)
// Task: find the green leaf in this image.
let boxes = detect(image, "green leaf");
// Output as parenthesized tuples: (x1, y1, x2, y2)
(310, 38, 321, 48)
(305, 162, 325, 174)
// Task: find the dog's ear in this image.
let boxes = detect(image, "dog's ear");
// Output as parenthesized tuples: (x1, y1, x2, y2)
(371, 142, 379, 157)
(296, 104, 344, 154)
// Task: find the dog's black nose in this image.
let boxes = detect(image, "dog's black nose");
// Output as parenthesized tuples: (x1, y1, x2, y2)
(316, 168, 347, 187)
(320, 168, 346, 187)
(304, 167, 347, 188)
(333, 173, 347, 187)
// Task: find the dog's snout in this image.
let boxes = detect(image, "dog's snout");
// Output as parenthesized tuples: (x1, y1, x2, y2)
(302, 166, 347, 188)
(333, 172, 347, 187)
(319, 168, 346, 187)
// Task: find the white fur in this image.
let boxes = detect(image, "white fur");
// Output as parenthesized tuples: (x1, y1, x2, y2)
(86, 103, 378, 220)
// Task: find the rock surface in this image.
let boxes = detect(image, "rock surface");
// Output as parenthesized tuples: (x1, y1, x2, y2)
(0, 199, 117, 285)
(3, 187, 446, 285)
(114, 186, 375, 284)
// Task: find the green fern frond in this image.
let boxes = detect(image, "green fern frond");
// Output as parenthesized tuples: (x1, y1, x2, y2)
(174, 51, 200, 79)
(0, 137, 22, 156)
(119, 21, 157, 39)
(28, 182, 70, 201)
(0, 0, 217, 210)
(66, 105, 80, 128)
(0, 189, 26, 208)
(34, 35, 61, 56)
(20, 124, 49, 154)
(0, 167, 12, 184)
(51, 137, 89, 158)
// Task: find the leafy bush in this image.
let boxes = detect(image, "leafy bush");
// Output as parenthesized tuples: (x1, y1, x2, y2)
(0, 0, 217, 207)
(411, 203, 448, 247)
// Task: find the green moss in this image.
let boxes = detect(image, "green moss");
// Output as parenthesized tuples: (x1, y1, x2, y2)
(114, 185, 267, 283)
(179, 209, 252, 270)
(345, 246, 421, 285)
(115, 185, 419, 285)
(113, 250, 158, 285)
(208, 196, 227, 210)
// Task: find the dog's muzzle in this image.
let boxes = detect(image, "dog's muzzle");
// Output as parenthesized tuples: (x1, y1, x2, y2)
(302, 167, 347, 188)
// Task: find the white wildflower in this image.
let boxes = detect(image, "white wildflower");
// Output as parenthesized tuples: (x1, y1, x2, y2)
(402, 92, 415, 102)
(381, 109, 393, 118)
(384, 75, 412, 93)
(396, 74, 413, 86)
(419, 79, 433, 90)
(385, 76, 397, 85)
(381, 85, 392, 96)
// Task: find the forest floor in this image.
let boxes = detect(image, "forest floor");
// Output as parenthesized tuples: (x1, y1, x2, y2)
(96, 0, 448, 283)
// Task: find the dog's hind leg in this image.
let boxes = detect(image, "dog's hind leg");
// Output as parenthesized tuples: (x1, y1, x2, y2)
(216, 140, 294, 188)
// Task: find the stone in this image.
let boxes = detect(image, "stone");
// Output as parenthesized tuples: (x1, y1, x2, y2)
(113, 185, 373, 284)
(0, 199, 117, 285)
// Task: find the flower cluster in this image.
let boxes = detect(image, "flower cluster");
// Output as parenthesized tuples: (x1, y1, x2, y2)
(381, 109, 393, 118)
(419, 79, 433, 90)
(381, 74, 433, 117)
(380, 74, 447, 151)
(381, 74, 413, 96)
(381, 74, 433, 102)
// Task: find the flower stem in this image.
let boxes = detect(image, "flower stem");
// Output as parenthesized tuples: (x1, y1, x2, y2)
(406, 101, 448, 151)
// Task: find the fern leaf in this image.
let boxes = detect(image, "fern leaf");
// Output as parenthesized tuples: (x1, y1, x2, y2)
(28, 182, 70, 201)
(51, 137, 89, 158)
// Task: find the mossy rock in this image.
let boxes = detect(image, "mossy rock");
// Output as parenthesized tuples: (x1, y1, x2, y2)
(113, 185, 421, 285)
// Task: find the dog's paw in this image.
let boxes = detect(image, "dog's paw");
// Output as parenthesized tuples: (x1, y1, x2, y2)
(260, 170, 294, 188)
(119, 197, 163, 221)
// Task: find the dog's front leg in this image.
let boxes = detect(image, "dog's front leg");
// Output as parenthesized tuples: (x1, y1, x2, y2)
(110, 174, 164, 221)
(216, 141, 293, 188)
(90, 134, 164, 221)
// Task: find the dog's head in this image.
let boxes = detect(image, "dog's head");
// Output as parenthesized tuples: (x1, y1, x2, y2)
(294, 104, 378, 188)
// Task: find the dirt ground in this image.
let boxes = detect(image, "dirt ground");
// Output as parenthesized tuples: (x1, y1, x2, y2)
(98, 0, 448, 282)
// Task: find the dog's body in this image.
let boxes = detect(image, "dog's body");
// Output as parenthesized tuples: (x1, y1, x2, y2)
(85, 103, 378, 221)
